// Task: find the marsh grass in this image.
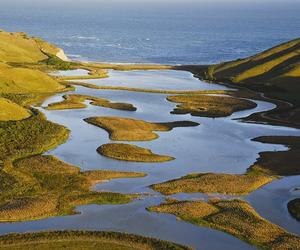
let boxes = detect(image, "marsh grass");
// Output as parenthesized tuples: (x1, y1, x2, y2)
(0, 155, 145, 222)
(150, 171, 274, 195)
(0, 111, 69, 164)
(84, 117, 199, 141)
(167, 94, 257, 118)
(148, 199, 300, 250)
(98, 143, 174, 162)
(0, 231, 192, 250)
(46, 94, 137, 111)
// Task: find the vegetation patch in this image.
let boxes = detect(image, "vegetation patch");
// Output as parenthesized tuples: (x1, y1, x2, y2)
(0, 111, 69, 164)
(46, 94, 137, 111)
(79, 62, 173, 71)
(150, 171, 274, 196)
(0, 30, 60, 63)
(0, 155, 145, 222)
(0, 98, 31, 121)
(167, 94, 256, 118)
(98, 143, 174, 162)
(148, 199, 300, 250)
(0, 62, 66, 94)
(84, 117, 199, 141)
(287, 198, 300, 221)
(250, 136, 300, 176)
(0, 230, 192, 250)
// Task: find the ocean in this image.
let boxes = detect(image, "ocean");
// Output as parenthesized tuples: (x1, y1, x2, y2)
(0, 1, 300, 64)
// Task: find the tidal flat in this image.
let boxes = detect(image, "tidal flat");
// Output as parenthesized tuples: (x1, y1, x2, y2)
(17, 69, 298, 250)
(1, 65, 300, 249)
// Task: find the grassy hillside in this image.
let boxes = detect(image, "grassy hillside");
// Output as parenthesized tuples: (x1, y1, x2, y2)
(206, 38, 300, 82)
(177, 38, 300, 127)
(0, 98, 31, 121)
(0, 30, 64, 63)
(0, 63, 65, 94)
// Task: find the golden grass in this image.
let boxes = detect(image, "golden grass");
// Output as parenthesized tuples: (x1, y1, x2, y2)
(0, 30, 58, 63)
(167, 94, 256, 117)
(84, 117, 199, 141)
(151, 171, 274, 195)
(46, 94, 137, 111)
(0, 231, 192, 250)
(148, 199, 300, 250)
(0, 155, 145, 222)
(287, 198, 300, 221)
(0, 98, 31, 121)
(79, 62, 172, 71)
(98, 143, 174, 162)
(0, 63, 66, 94)
(234, 50, 300, 82)
(250, 136, 300, 176)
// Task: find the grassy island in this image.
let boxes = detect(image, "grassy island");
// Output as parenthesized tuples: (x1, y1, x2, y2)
(98, 143, 174, 162)
(287, 198, 300, 221)
(46, 94, 137, 111)
(150, 171, 274, 196)
(166, 94, 257, 118)
(0, 155, 145, 222)
(0, 231, 192, 250)
(148, 199, 300, 250)
(84, 116, 199, 141)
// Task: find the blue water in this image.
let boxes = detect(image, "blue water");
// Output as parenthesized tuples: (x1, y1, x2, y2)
(0, 1, 300, 64)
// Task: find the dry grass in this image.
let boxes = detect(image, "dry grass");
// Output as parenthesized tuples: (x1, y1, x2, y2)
(46, 94, 137, 111)
(0, 155, 145, 222)
(98, 143, 174, 162)
(84, 117, 199, 141)
(150, 171, 274, 195)
(0, 63, 66, 94)
(287, 198, 300, 221)
(166, 94, 256, 118)
(0, 30, 59, 63)
(0, 231, 192, 250)
(79, 62, 173, 71)
(0, 98, 31, 121)
(148, 199, 300, 250)
(250, 136, 300, 176)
